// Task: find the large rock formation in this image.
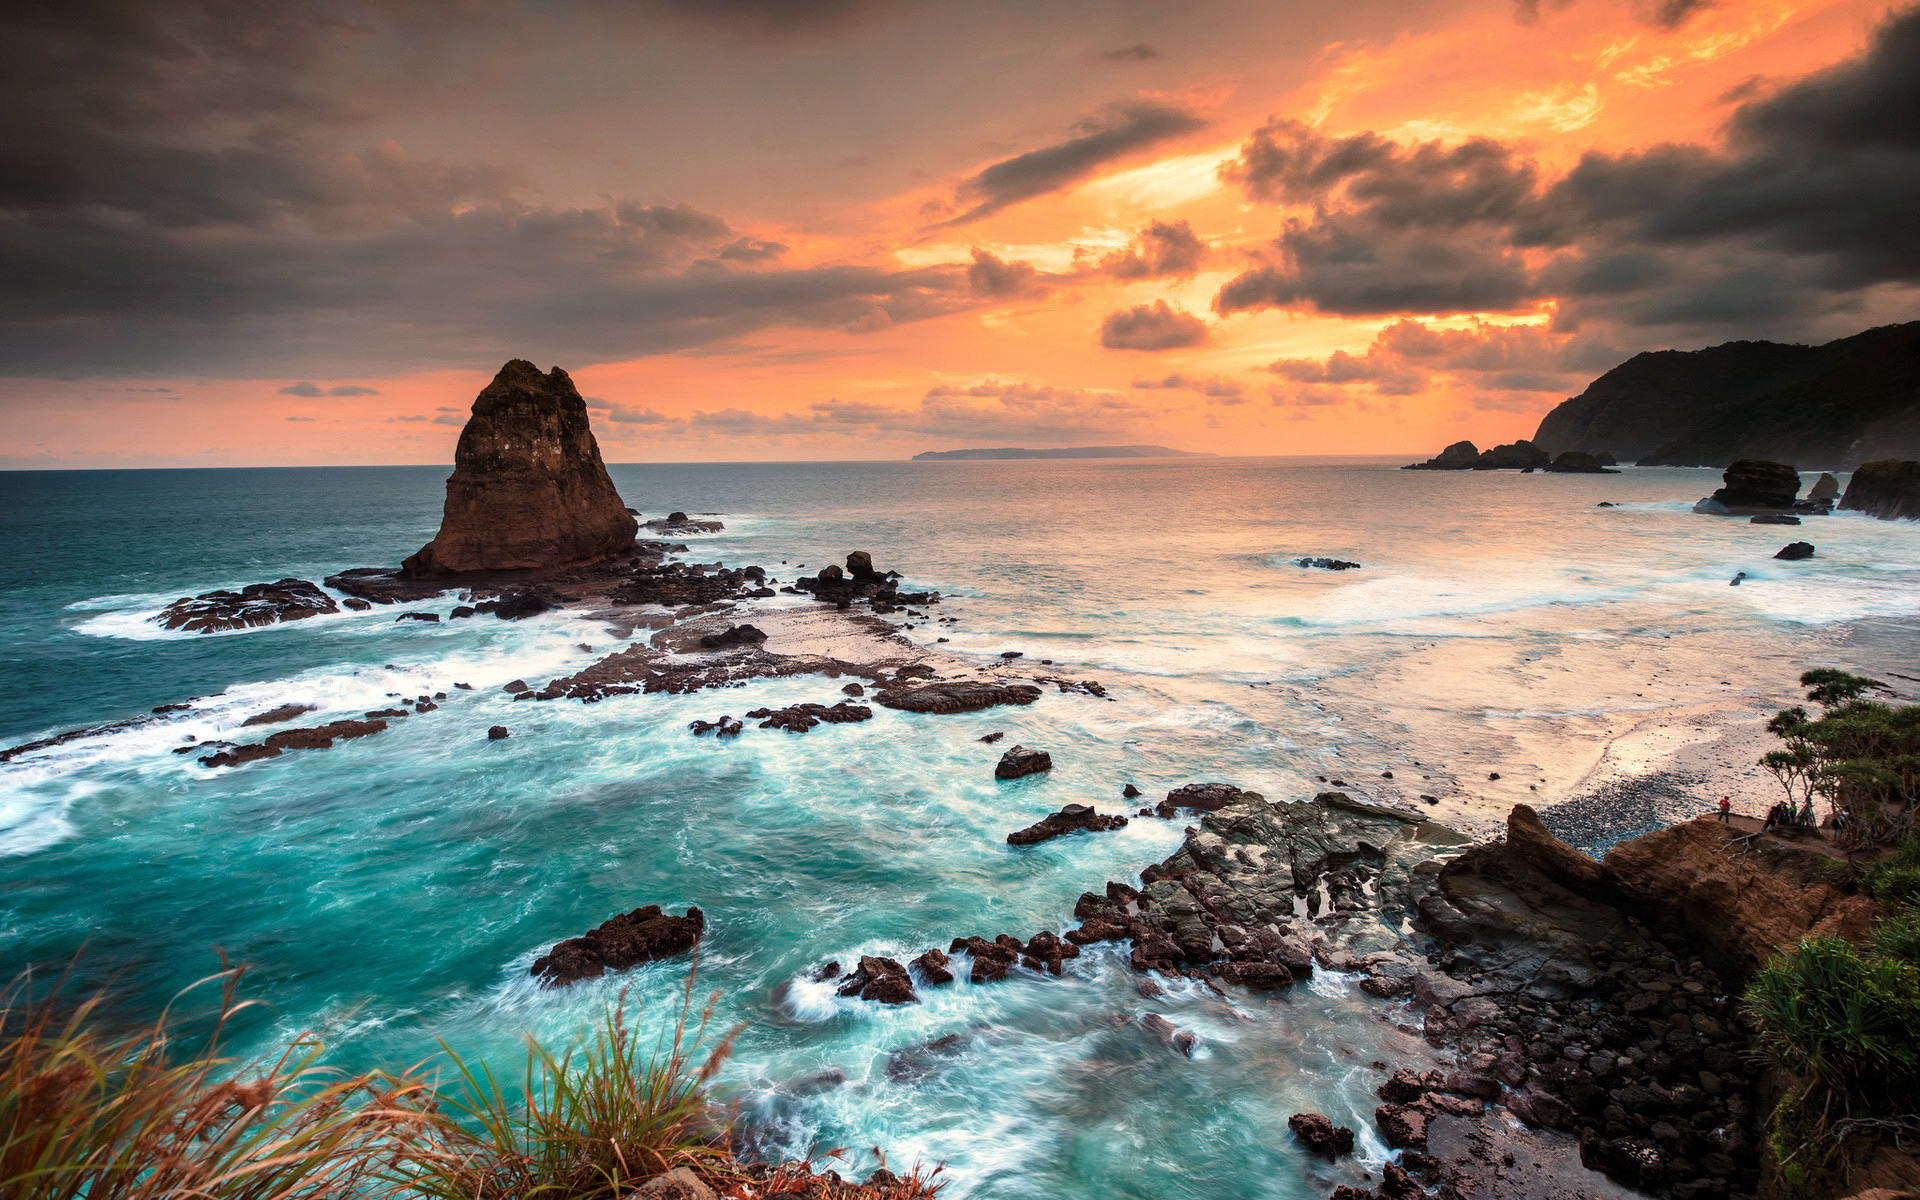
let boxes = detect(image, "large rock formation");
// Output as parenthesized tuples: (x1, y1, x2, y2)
(1692, 459, 1803, 513)
(155, 578, 338, 633)
(1533, 320, 1920, 468)
(402, 360, 637, 577)
(1839, 459, 1920, 520)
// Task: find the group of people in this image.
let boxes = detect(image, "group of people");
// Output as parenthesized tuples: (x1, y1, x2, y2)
(1715, 794, 1820, 832)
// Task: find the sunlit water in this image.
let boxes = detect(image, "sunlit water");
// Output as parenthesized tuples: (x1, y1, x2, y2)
(4, 458, 1919, 1197)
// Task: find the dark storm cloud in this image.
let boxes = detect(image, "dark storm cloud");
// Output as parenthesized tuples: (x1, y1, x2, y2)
(0, 0, 976, 376)
(1098, 300, 1209, 350)
(1099, 219, 1208, 279)
(1214, 6, 1920, 336)
(942, 103, 1208, 225)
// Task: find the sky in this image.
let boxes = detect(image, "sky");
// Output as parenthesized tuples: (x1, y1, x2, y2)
(1, 0, 1916, 467)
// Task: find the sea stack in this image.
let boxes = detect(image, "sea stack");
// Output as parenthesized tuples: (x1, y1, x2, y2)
(402, 360, 637, 577)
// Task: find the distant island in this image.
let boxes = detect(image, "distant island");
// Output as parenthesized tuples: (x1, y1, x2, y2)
(911, 445, 1211, 461)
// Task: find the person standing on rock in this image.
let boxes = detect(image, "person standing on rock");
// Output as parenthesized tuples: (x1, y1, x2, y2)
(1717, 795, 1731, 824)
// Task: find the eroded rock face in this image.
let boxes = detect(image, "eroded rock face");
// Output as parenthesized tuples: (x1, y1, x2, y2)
(1006, 804, 1127, 846)
(1840, 459, 1920, 520)
(1602, 816, 1882, 977)
(530, 904, 704, 987)
(403, 360, 637, 576)
(156, 578, 338, 633)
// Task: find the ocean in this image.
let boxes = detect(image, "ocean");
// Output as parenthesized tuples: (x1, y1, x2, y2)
(3, 457, 1918, 1198)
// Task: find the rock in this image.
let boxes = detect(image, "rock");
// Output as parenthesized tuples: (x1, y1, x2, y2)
(845, 550, 886, 583)
(1298, 557, 1362, 570)
(1840, 459, 1920, 520)
(401, 360, 637, 576)
(492, 589, 556, 620)
(642, 512, 724, 533)
(241, 703, 317, 727)
(979, 731, 1005, 744)
(994, 745, 1053, 780)
(688, 715, 744, 738)
(1140, 1013, 1198, 1057)
(395, 611, 440, 623)
(155, 578, 338, 634)
(1154, 782, 1246, 818)
(198, 718, 388, 768)
(1729, 571, 1746, 586)
(743, 701, 872, 733)
(1808, 471, 1841, 504)
(1603, 816, 1882, 977)
(1376, 1104, 1430, 1149)
(488, 725, 510, 740)
(909, 948, 954, 985)
(530, 906, 702, 987)
(1774, 541, 1815, 560)
(842, 683, 865, 697)
(1288, 1112, 1357, 1158)
(503, 679, 529, 694)
(1122, 783, 1143, 799)
(876, 681, 1042, 714)
(1006, 804, 1127, 846)
(1474, 439, 1552, 470)
(1749, 513, 1801, 525)
(699, 624, 768, 649)
(1404, 440, 1481, 470)
(835, 955, 917, 1005)
(1547, 451, 1619, 473)
(1504, 804, 1605, 893)
(628, 1166, 718, 1200)
(1701, 458, 1802, 512)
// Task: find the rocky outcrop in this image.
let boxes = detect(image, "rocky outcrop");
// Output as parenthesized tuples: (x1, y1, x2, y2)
(1601, 816, 1882, 978)
(1808, 472, 1841, 504)
(792, 551, 939, 613)
(699, 624, 767, 649)
(994, 745, 1052, 779)
(1288, 1112, 1356, 1159)
(1774, 541, 1815, 560)
(402, 360, 637, 576)
(530, 904, 704, 987)
(1404, 439, 1552, 470)
(155, 578, 338, 633)
(1298, 557, 1362, 570)
(1153, 782, 1247, 818)
(1536, 321, 1920, 468)
(1547, 450, 1620, 473)
(875, 681, 1042, 714)
(1006, 804, 1127, 846)
(1839, 459, 1920, 520)
(743, 701, 872, 733)
(642, 512, 724, 534)
(1698, 459, 1803, 512)
(835, 955, 917, 1005)
(198, 718, 387, 768)
(1404, 440, 1481, 470)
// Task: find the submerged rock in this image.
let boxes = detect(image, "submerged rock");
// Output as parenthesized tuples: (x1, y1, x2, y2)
(1007, 804, 1127, 846)
(403, 359, 637, 576)
(1298, 557, 1362, 570)
(1749, 513, 1801, 525)
(1840, 458, 1920, 520)
(530, 904, 704, 987)
(994, 744, 1053, 779)
(199, 718, 388, 768)
(155, 578, 338, 634)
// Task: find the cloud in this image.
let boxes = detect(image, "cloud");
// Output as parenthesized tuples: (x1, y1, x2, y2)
(1268, 384, 1347, 406)
(604, 404, 681, 425)
(1098, 300, 1210, 350)
(278, 381, 380, 396)
(1098, 219, 1208, 279)
(285, 415, 316, 421)
(1214, 9, 1920, 338)
(1266, 318, 1606, 410)
(1131, 372, 1243, 398)
(1101, 43, 1160, 61)
(966, 248, 1046, 297)
(942, 102, 1207, 225)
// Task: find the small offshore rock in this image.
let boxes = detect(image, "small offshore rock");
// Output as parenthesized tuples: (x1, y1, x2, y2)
(995, 744, 1053, 780)
(836, 955, 918, 1005)
(1007, 804, 1128, 846)
(1774, 541, 1815, 560)
(1298, 557, 1361, 570)
(1154, 781, 1246, 818)
(1288, 1112, 1357, 1159)
(487, 725, 510, 740)
(530, 905, 704, 987)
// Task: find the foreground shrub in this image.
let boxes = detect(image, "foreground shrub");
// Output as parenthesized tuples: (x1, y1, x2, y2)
(1, 969, 435, 1200)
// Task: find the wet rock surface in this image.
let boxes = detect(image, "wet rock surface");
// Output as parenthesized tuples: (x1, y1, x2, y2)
(155, 578, 338, 633)
(1006, 804, 1127, 846)
(744, 701, 873, 733)
(403, 360, 637, 576)
(530, 904, 704, 987)
(1774, 540, 1815, 560)
(994, 744, 1052, 779)
(1289, 1112, 1357, 1159)
(1693, 458, 1813, 514)
(1840, 458, 1920, 520)
(875, 681, 1043, 714)
(1299, 557, 1362, 570)
(1152, 781, 1248, 818)
(835, 955, 917, 1005)
(198, 718, 388, 768)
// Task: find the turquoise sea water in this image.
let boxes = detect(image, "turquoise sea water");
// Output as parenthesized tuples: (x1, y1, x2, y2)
(4, 458, 1920, 1197)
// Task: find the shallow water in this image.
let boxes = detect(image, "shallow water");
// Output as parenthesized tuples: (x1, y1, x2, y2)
(3, 457, 1918, 1197)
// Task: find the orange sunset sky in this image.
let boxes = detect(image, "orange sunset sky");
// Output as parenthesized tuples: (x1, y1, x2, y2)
(2, 0, 1916, 467)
